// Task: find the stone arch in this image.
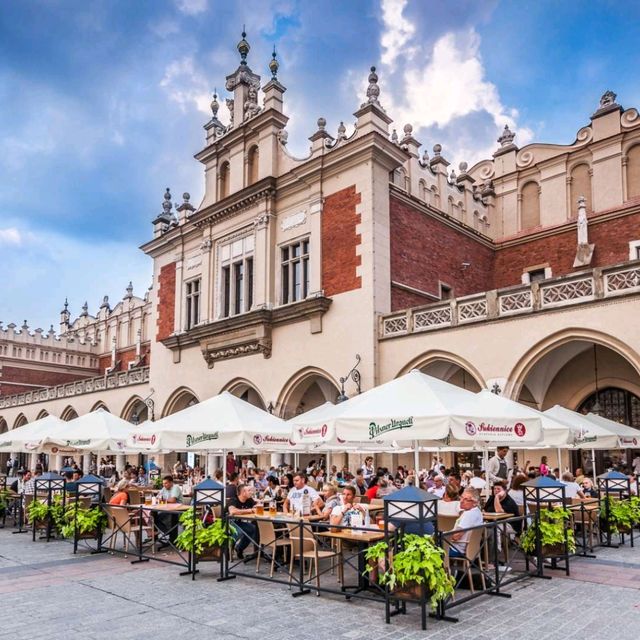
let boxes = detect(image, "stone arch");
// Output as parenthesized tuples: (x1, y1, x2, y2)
(219, 161, 230, 199)
(276, 367, 341, 419)
(36, 409, 49, 420)
(162, 386, 199, 417)
(13, 413, 28, 429)
(520, 181, 540, 230)
(418, 179, 427, 201)
(430, 185, 439, 208)
(0, 417, 7, 434)
(90, 401, 110, 413)
(506, 328, 640, 406)
(569, 162, 592, 214)
(625, 143, 640, 200)
(120, 395, 148, 424)
(247, 144, 259, 185)
(220, 378, 266, 410)
(395, 350, 484, 391)
(60, 405, 79, 421)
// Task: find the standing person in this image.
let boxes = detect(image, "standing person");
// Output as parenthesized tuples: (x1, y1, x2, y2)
(6, 457, 13, 477)
(539, 456, 550, 477)
(226, 452, 237, 477)
(361, 457, 375, 484)
(487, 447, 510, 484)
(632, 453, 640, 477)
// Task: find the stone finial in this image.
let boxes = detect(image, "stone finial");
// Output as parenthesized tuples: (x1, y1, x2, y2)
(433, 143, 442, 157)
(361, 66, 383, 110)
(237, 28, 250, 65)
(176, 192, 196, 215)
(163, 188, 172, 216)
(100, 295, 110, 309)
(317, 117, 327, 131)
(390, 129, 398, 144)
(62, 298, 69, 313)
(459, 161, 468, 173)
(226, 98, 235, 128)
(599, 90, 617, 109)
(403, 123, 413, 137)
(22, 320, 28, 331)
(269, 46, 279, 80)
(277, 129, 288, 145)
(210, 90, 219, 118)
(421, 149, 429, 164)
(337, 121, 347, 140)
(81, 301, 89, 317)
(48, 325, 55, 335)
(125, 282, 134, 299)
(497, 124, 516, 147)
(449, 169, 457, 182)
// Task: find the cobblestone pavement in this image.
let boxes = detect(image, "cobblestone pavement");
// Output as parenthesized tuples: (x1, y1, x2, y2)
(2, 528, 640, 640)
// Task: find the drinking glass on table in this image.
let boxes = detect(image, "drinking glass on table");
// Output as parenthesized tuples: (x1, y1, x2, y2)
(256, 500, 264, 516)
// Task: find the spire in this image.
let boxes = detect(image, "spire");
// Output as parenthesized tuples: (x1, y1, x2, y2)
(62, 298, 69, 313)
(81, 301, 89, 317)
(361, 66, 384, 111)
(125, 282, 133, 299)
(237, 27, 250, 65)
(497, 124, 516, 148)
(210, 89, 219, 118)
(269, 46, 279, 80)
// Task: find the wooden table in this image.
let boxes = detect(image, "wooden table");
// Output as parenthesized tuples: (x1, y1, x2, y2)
(482, 511, 512, 521)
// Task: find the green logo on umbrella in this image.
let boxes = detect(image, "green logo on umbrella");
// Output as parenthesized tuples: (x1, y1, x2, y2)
(186, 432, 219, 447)
(368, 417, 413, 439)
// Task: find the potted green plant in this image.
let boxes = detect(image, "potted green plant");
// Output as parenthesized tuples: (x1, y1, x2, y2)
(0, 489, 10, 518)
(175, 508, 231, 560)
(58, 503, 107, 540)
(364, 534, 455, 607)
(27, 494, 65, 532)
(601, 497, 638, 535)
(520, 507, 575, 556)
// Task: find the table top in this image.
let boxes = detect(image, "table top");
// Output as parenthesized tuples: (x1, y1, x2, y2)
(482, 511, 513, 521)
(240, 512, 326, 523)
(318, 529, 386, 543)
(141, 503, 190, 512)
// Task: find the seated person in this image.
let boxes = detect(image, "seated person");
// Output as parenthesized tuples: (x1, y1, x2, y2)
(283, 473, 323, 515)
(329, 486, 367, 527)
(581, 477, 598, 498)
(484, 480, 522, 536)
(227, 483, 257, 559)
(561, 472, 586, 500)
(263, 476, 283, 503)
(365, 476, 380, 501)
(427, 475, 446, 498)
(320, 485, 342, 520)
(438, 483, 461, 516)
(155, 476, 183, 548)
(449, 489, 483, 557)
(109, 479, 130, 506)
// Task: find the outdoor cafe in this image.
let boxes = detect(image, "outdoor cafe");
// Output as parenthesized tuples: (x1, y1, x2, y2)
(2, 370, 639, 631)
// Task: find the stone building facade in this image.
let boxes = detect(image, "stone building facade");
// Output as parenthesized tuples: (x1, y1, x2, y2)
(1, 36, 639, 473)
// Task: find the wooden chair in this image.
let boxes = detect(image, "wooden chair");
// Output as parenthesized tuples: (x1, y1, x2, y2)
(103, 505, 154, 557)
(127, 489, 142, 505)
(255, 519, 292, 577)
(286, 523, 342, 595)
(571, 499, 599, 550)
(437, 514, 459, 532)
(445, 527, 486, 594)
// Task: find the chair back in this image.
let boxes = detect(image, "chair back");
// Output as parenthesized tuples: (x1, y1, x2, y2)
(256, 519, 278, 547)
(464, 526, 485, 561)
(437, 514, 458, 532)
(286, 522, 314, 555)
(128, 489, 142, 505)
(104, 505, 132, 532)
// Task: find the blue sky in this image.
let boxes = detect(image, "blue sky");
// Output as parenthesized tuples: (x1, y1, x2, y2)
(1, 0, 639, 330)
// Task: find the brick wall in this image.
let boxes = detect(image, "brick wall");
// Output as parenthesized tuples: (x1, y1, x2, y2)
(0, 365, 92, 396)
(389, 194, 494, 310)
(156, 262, 176, 341)
(494, 211, 640, 288)
(322, 185, 362, 296)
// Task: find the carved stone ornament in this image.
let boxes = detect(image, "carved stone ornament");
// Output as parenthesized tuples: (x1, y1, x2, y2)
(573, 195, 594, 267)
(244, 84, 261, 120)
(254, 212, 271, 228)
(360, 66, 385, 111)
(200, 238, 213, 252)
(497, 124, 516, 147)
(280, 210, 307, 231)
(226, 98, 234, 128)
(277, 128, 289, 145)
(202, 341, 272, 369)
(600, 90, 617, 109)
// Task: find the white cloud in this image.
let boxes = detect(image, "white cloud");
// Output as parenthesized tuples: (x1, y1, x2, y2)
(377, 2, 533, 166)
(160, 57, 212, 115)
(175, 0, 207, 16)
(0, 228, 23, 246)
(380, 0, 416, 69)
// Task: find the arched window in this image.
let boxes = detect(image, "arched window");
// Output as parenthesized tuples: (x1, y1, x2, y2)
(578, 387, 640, 429)
(520, 181, 540, 230)
(247, 146, 259, 185)
(219, 161, 230, 200)
(570, 163, 591, 214)
(418, 179, 427, 202)
(627, 145, 640, 200)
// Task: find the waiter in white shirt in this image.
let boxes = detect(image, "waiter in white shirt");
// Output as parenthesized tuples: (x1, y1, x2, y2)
(487, 447, 511, 484)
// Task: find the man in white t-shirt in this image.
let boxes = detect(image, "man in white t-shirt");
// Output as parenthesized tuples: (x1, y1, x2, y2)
(427, 475, 446, 498)
(469, 469, 486, 491)
(632, 455, 640, 476)
(449, 490, 483, 556)
(561, 472, 585, 499)
(329, 485, 366, 527)
(283, 473, 322, 514)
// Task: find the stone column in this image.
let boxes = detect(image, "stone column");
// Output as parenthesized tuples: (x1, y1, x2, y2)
(55, 454, 64, 473)
(207, 453, 216, 477)
(29, 453, 38, 470)
(82, 453, 91, 475)
(115, 454, 126, 474)
(270, 453, 284, 468)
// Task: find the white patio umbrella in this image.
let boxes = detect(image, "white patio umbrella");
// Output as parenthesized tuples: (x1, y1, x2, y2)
(126, 391, 290, 453)
(0, 415, 65, 452)
(290, 370, 543, 448)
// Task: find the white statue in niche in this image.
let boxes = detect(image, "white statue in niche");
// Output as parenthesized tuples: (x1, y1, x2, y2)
(573, 195, 595, 267)
(577, 195, 589, 245)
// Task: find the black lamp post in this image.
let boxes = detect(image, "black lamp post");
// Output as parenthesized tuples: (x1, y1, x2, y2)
(522, 476, 569, 578)
(33, 471, 65, 542)
(383, 486, 439, 631)
(597, 470, 632, 547)
(189, 477, 225, 580)
(71, 474, 105, 554)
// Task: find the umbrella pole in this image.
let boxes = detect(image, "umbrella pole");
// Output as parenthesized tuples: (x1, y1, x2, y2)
(413, 440, 420, 475)
(592, 448, 597, 483)
(557, 447, 562, 473)
(222, 449, 227, 503)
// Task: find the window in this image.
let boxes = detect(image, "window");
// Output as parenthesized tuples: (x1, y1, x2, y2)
(440, 284, 452, 300)
(520, 181, 540, 230)
(521, 266, 551, 284)
(185, 279, 201, 330)
(281, 239, 310, 304)
(528, 269, 546, 283)
(629, 240, 640, 261)
(218, 235, 254, 318)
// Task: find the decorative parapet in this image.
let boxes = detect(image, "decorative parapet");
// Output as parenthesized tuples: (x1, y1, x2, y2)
(379, 260, 640, 339)
(0, 367, 150, 409)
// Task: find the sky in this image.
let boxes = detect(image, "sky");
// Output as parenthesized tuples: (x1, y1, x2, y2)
(1, 0, 639, 330)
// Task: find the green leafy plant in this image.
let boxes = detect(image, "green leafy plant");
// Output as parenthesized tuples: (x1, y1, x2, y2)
(601, 497, 638, 534)
(364, 534, 455, 608)
(520, 507, 576, 554)
(27, 494, 66, 531)
(152, 476, 163, 490)
(58, 504, 107, 539)
(174, 508, 231, 556)
(0, 489, 10, 514)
